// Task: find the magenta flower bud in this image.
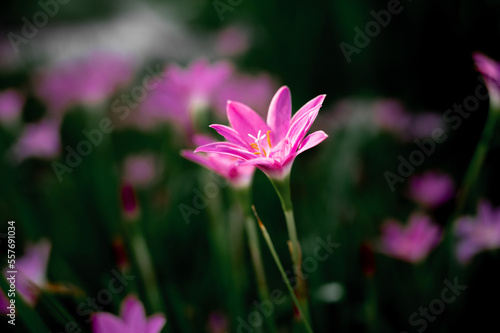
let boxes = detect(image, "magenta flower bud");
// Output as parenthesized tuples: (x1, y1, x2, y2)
(474, 52, 500, 111)
(121, 183, 138, 216)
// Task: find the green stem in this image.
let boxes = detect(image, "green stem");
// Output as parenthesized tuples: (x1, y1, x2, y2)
(255, 208, 314, 333)
(456, 108, 499, 215)
(235, 188, 277, 332)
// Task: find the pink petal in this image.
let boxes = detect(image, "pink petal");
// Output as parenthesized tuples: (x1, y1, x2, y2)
(297, 131, 328, 154)
(92, 313, 129, 333)
(195, 142, 255, 160)
(226, 101, 269, 144)
(182, 150, 221, 174)
(267, 86, 291, 143)
(210, 124, 248, 147)
(146, 314, 167, 333)
(120, 295, 147, 330)
(286, 105, 321, 152)
(291, 94, 326, 125)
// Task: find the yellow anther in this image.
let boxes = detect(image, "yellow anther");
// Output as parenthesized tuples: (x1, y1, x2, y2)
(250, 143, 259, 149)
(261, 148, 267, 157)
(266, 130, 272, 148)
(253, 152, 261, 155)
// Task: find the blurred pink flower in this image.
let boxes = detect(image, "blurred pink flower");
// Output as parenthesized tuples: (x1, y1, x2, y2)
(474, 52, 500, 109)
(1, 240, 51, 312)
(454, 201, 500, 264)
(137, 58, 277, 132)
(139, 59, 233, 129)
(195, 86, 328, 180)
(410, 112, 443, 139)
(92, 295, 166, 333)
(216, 26, 250, 57)
(0, 89, 23, 125)
(378, 214, 442, 263)
(374, 99, 411, 134)
(182, 135, 255, 188)
(408, 171, 455, 208)
(10, 119, 61, 162)
(123, 153, 162, 187)
(34, 52, 134, 115)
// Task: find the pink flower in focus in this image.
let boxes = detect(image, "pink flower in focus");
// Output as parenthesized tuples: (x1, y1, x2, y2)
(0, 240, 51, 311)
(378, 215, 442, 263)
(473, 52, 500, 109)
(0, 89, 23, 125)
(408, 171, 455, 208)
(139, 59, 233, 129)
(195, 86, 328, 180)
(216, 26, 250, 57)
(454, 201, 500, 264)
(182, 135, 255, 188)
(123, 153, 162, 187)
(35, 52, 134, 115)
(10, 119, 61, 162)
(92, 295, 166, 333)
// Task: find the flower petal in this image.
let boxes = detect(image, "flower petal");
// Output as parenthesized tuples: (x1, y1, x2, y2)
(195, 142, 255, 160)
(267, 86, 291, 143)
(226, 101, 269, 144)
(210, 124, 248, 147)
(146, 314, 167, 333)
(120, 295, 147, 330)
(297, 131, 328, 154)
(286, 105, 321, 152)
(92, 313, 129, 333)
(291, 94, 326, 125)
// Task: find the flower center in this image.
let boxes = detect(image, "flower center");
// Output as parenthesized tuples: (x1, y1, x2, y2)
(248, 130, 272, 157)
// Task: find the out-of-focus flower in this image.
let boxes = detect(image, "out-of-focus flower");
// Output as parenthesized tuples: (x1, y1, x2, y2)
(409, 112, 443, 139)
(474, 52, 500, 110)
(0, 89, 24, 125)
(378, 214, 442, 263)
(215, 25, 251, 57)
(0, 240, 51, 311)
(373, 99, 411, 134)
(121, 183, 139, 217)
(408, 171, 455, 208)
(10, 119, 61, 162)
(360, 242, 376, 277)
(454, 201, 500, 264)
(182, 135, 255, 189)
(34, 52, 134, 115)
(92, 295, 166, 333)
(207, 312, 229, 333)
(139, 59, 233, 130)
(136, 58, 277, 132)
(123, 153, 162, 187)
(195, 86, 328, 180)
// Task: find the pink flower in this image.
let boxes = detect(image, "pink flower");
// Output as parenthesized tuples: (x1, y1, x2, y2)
(1, 240, 51, 311)
(408, 171, 455, 208)
(34, 52, 134, 115)
(123, 153, 162, 187)
(182, 135, 255, 188)
(454, 201, 500, 264)
(195, 86, 328, 180)
(10, 119, 61, 162)
(378, 214, 442, 263)
(0, 89, 24, 125)
(139, 59, 233, 129)
(92, 295, 166, 333)
(215, 26, 250, 57)
(374, 99, 411, 134)
(473, 52, 500, 109)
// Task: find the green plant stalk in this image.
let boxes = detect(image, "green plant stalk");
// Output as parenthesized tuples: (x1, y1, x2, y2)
(456, 107, 499, 215)
(255, 208, 314, 333)
(234, 188, 277, 332)
(269, 176, 309, 321)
